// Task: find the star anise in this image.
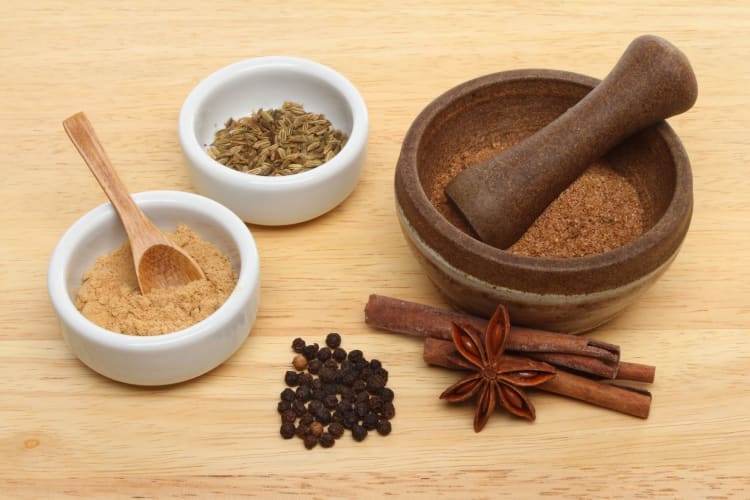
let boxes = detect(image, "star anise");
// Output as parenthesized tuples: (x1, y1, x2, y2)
(439, 304, 556, 432)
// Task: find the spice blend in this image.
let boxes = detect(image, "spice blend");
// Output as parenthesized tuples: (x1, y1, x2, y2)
(75, 224, 237, 336)
(509, 163, 645, 257)
(430, 147, 646, 257)
(208, 101, 348, 176)
(278, 333, 395, 449)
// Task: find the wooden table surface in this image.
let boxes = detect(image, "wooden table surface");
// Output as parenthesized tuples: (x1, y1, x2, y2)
(2, 1, 748, 497)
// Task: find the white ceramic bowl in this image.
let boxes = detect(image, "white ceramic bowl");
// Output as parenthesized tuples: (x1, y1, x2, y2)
(178, 56, 369, 225)
(47, 191, 261, 386)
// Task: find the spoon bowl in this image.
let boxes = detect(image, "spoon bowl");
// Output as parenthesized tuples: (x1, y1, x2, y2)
(63, 112, 205, 294)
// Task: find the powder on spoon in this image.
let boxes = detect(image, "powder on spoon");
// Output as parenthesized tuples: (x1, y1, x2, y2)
(75, 224, 238, 336)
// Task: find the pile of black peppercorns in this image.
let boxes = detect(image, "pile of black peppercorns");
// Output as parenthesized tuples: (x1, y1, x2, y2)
(278, 333, 395, 449)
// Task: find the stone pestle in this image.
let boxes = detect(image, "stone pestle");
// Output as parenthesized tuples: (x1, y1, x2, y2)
(444, 35, 698, 250)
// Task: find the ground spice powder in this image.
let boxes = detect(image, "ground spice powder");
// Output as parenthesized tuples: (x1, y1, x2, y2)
(76, 224, 238, 336)
(509, 162, 645, 257)
(431, 150, 645, 258)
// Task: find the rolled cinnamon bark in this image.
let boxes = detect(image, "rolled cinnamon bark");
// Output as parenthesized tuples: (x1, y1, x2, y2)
(365, 294, 619, 359)
(539, 372, 652, 419)
(365, 295, 658, 382)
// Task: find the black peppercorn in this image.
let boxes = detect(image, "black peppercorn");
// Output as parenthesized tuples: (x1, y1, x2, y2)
(376, 419, 392, 436)
(351, 424, 368, 442)
(322, 383, 338, 396)
(379, 387, 394, 402)
(303, 434, 318, 449)
(281, 410, 297, 423)
(319, 432, 336, 448)
(375, 367, 389, 383)
(339, 392, 355, 405)
(319, 366, 337, 383)
(328, 422, 345, 439)
(332, 347, 347, 362)
(323, 394, 339, 409)
(277, 400, 291, 413)
(280, 334, 395, 449)
(342, 414, 357, 430)
(363, 413, 378, 430)
(336, 401, 352, 415)
(284, 370, 300, 387)
(297, 372, 313, 387)
(355, 401, 369, 418)
(315, 408, 332, 425)
(307, 358, 322, 375)
(340, 369, 358, 386)
(295, 385, 312, 402)
(291, 337, 306, 353)
(280, 422, 296, 439)
(295, 424, 309, 438)
(352, 379, 366, 393)
(293, 400, 307, 416)
(325, 332, 342, 348)
(368, 395, 383, 412)
(366, 374, 386, 392)
(355, 391, 369, 404)
(354, 358, 369, 371)
(303, 343, 319, 360)
(300, 412, 314, 426)
(380, 401, 396, 420)
(280, 388, 295, 401)
(308, 399, 324, 413)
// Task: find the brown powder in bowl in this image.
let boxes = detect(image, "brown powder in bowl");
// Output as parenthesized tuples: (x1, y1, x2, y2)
(75, 224, 238, 336)
(508, 163, 645, 257)
(430, 149, 645, 258)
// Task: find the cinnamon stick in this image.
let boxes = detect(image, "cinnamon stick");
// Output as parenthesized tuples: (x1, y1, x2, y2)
(366, 294, 618, 359)
(526, 352, 619, 379)
(366, 294, 656, 381)
(423, 337, 651, 418)
(539, 372, 651, 419)
(617, 361, 656, 384)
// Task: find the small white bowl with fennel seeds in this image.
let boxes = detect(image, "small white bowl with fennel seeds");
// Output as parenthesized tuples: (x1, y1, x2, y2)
(179, 56, 369, 226)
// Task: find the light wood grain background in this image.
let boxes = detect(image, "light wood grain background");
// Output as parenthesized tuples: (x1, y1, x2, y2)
(1, 1, 748, 497)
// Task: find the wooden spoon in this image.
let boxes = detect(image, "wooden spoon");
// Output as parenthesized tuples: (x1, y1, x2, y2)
(444, 35, 698, 249)
(63, 112, 205, 294)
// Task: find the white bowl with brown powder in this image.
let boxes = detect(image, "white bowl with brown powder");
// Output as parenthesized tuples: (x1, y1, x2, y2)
(178, 56, 368, 226)
(48, 191, 260, 386)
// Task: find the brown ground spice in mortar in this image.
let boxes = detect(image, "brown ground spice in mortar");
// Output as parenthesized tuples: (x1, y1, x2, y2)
(430, 152, 645, 258)
(76, 224, 238, 335)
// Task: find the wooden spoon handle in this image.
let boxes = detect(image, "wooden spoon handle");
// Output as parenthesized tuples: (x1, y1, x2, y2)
(62, 112, 166, 255)
(445, 35, 698, 249)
